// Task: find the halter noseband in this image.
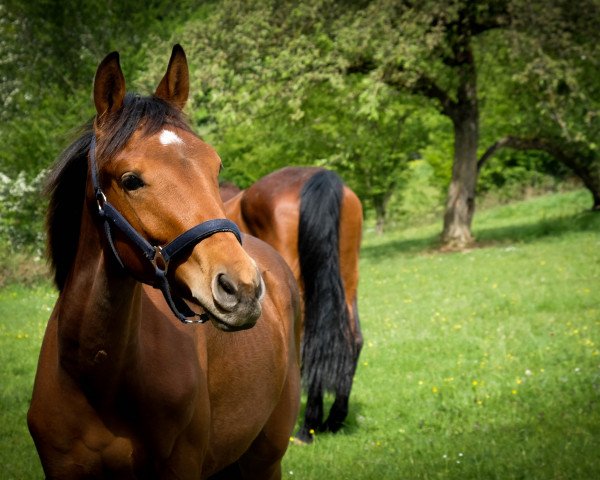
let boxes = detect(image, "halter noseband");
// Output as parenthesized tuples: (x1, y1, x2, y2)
(89, 136, 242, 324)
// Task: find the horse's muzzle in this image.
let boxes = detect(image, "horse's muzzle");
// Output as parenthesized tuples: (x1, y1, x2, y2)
(209, 269, 265, 331)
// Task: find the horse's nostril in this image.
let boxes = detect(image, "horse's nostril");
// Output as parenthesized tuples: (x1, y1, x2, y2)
(212, 273, 240, 312)
(211, 270, 263, 316)
(217, 273, 237, 296)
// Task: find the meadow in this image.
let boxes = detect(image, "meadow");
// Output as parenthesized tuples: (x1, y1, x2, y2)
(1, 189, 598, 479)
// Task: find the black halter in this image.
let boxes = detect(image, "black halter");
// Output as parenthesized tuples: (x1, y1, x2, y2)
(89, 136, 242, 324)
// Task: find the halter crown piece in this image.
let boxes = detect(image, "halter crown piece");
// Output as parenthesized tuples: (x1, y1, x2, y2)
(89, 136, 243, 324)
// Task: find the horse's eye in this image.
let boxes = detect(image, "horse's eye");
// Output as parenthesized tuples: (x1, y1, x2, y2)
(121, 173, 145, 191)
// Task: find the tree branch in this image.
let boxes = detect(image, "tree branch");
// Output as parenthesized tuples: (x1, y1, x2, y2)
(383, 68, 457, 117)
(345, 57, 377, 75)
(413, 74, 458, 117)
(477, 135, 557, 172)
(472, 15, 511, 35)
(478, 135, 600, 210)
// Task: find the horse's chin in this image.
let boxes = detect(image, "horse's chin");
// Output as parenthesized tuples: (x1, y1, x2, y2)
(208, 303, 261, 332)
(210, 315, 257, 332)
(185, 295, 260, 332)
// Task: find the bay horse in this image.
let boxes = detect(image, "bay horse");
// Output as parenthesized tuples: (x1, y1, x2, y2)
(27, 45, 301, 479)
(223, 167, 363, 443)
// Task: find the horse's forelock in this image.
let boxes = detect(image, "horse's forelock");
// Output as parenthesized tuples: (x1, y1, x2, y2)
(96, 93, 193, 163)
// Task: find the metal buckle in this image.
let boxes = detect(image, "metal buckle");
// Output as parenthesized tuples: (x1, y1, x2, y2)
(95, 190, 107, 214)
(152, 245, 169, 273)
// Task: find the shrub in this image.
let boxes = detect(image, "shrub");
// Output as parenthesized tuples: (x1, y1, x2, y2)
(0, 170, 48, 286)
(0, 170, 46, 251)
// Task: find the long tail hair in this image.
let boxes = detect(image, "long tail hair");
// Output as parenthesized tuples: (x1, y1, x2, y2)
(299, 169, 354, 395)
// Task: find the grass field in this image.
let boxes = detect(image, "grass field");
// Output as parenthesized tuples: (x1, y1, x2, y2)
(1, 189, 598, 479)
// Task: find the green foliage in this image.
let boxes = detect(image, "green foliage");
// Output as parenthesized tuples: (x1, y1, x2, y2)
(0, 0, 210, 257)
(509, 0, 600, 140)
(0, 170, 49, 287)
(1, 190, 598, 479)
(0, 170, 46, 250)
(2, 0, 600, 247)
(386, 159, 444, 226)
(477, 149, 569, 199)
(0, 0, 199, 175)
(478, 0, 600, 193)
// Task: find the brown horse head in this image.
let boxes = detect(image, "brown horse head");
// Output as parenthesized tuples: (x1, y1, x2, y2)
(90, 45, 263, 331)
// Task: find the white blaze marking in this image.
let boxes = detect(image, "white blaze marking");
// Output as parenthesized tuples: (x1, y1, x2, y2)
(159, 129, 184, 146)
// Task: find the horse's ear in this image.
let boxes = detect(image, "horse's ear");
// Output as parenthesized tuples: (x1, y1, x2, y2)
(155, 44, 189, 110)
(93, 51, 126, 125)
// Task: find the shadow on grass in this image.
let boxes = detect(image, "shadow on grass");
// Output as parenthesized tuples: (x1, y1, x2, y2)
(362, 210, 599, 261)
(361, 234, 440, 262)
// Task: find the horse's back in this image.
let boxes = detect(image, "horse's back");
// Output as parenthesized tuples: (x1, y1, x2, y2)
(229, 167, 364, 442)
(225, 166, 362, 302)
(225, 167, 320, 278)
(219, 181, 242, 203)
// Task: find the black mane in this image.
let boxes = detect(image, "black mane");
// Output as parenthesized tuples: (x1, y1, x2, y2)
(45, 93, 193, 290)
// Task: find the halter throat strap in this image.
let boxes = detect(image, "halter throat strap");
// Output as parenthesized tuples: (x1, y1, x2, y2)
(88, 136, 242, 324)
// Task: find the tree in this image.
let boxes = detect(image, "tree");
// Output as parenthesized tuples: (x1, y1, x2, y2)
(164, 0, 513, 245)
(138, 1, 428, 231)
(0, 0, 195, 176)
(336, 0, 511, 247)
(476, 0, 600, 210)
(299, 81, 431, 233)
(0, 0, 201, 254)
(132, 0, 600, 239)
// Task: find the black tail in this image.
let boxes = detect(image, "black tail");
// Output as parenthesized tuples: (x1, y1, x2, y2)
(299, 169, 355, 396)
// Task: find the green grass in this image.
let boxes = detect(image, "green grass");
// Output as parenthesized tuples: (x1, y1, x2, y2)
(1, 189, 599, 478)
(0, 285, 55, 479)
(282, 189, 600, 479)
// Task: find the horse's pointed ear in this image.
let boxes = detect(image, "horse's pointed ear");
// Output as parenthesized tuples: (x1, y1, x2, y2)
(93, 51, 126, 125)
(155, 44, 189, 110)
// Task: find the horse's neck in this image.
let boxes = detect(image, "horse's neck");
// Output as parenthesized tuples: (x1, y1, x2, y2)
(57, 206, 142, 389)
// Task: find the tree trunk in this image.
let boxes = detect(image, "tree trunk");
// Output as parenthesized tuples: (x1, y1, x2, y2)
(441, 40, 480, 252)
(441, 111, 478, 249)
(378, 2, 506, 248)
(592, 189, 600, 211)
(373, 194, 389, 235)
(438, 6, 482, 250)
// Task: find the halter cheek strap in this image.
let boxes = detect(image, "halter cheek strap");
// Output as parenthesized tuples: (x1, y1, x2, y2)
(89, 137, 242, 324)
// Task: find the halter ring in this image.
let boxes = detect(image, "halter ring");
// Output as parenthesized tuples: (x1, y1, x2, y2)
(153, 246, 170, 272)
